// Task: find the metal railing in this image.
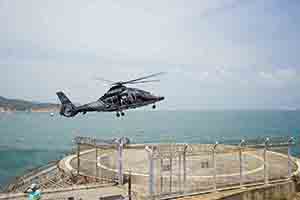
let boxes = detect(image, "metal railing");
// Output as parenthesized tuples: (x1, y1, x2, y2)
(145, 136, 298, 199)
(69, 136, 299, 200)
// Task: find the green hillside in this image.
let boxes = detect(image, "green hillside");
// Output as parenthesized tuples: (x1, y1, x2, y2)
(0, 96, 59, 111)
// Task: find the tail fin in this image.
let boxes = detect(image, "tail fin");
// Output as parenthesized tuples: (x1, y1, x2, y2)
(56, 91, 78, 117)
(56, 91, 73, 104)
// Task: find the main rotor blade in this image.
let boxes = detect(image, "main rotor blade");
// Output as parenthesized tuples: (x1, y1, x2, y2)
(120, 72, 166, 84)
(94, 77, 115, 83)
(125, 80, 160, 84)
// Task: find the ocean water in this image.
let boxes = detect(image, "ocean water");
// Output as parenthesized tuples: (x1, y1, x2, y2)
(0, 110, 299, 187)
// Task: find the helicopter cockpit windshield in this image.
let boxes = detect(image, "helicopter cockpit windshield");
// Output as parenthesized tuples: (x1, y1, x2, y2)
(106, 85, 126, 95)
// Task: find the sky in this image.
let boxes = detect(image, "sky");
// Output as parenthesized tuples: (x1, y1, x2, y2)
(1, 0, 300, 110)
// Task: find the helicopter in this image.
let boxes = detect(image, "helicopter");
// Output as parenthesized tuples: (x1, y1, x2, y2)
(56, 72, 165, 118)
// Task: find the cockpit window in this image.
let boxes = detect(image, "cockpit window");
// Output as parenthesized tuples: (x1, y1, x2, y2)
(107, 85, 125, 93)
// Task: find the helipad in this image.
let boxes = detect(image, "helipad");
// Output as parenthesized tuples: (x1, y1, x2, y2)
(67, 144, 298, 187)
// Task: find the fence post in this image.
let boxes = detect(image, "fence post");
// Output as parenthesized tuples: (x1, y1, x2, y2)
(95, 145, 98, 181)
(213, 141, 218, 192)
(169, 156, 172, 193)
(77, 142, 80, 175)
(239, 139, 245, 188)
(146, 146, 155, 199)
(183, 144, 188, 192)
(128, 171, 132, 200)
(117, 138, 124, 185)
(160, 158, 163, 193)
(264, 137, 269, 185)
(288, 137, 294, 178)
(178, 154, 182, 192)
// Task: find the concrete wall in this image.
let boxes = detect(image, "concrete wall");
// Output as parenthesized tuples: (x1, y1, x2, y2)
(0, 183, 117, 200)
(220, 181, 296, 200)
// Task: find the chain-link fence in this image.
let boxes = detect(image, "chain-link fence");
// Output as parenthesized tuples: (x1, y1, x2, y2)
(68, 136, 299, 200)
(144, 137, 298, 199)
(4, 161, 61, 192)
(74, 136, 130, 185)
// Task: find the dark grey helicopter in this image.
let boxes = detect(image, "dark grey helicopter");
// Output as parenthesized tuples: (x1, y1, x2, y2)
(56, 72, 165, 117)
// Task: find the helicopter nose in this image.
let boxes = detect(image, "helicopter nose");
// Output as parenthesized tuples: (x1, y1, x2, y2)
(158, 96, 165, 101)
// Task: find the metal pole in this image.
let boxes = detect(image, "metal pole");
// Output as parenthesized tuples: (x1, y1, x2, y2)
(128, 171, 132, 200)
(160, 158, 163, 193)
(213, 141, 218, 192)
(264, 137, 269, 185)
(239, 139, 245, 188)
(95, 145, 98, 181)
(146, 146, 155, 198)
(288, 144, 291, 178)
(183, 144, 187, 192)
(288, 137, 294, 178)
(178, 154, 182, 192)
(77, 143, 80, 175)
(169, 156, 172, 192)
(153, 157, 156, 197)
(117, 140, 124, 185)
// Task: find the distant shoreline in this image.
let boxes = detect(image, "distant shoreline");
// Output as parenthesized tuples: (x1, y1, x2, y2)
(0, 95, 59, 113)
(0, 107, 59, 113)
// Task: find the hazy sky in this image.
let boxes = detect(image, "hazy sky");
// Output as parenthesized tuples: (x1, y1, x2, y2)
(1, 0, 300, 110)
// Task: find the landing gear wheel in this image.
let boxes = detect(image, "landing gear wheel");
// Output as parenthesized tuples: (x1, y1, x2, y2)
(152, 104, 156, 109)
(116, 112, 120, 117)
(121, 112, 125, 116)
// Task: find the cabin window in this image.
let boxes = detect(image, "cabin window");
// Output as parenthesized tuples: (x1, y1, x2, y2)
(107, 98, 112, 104)
(112, 96, 118, 104)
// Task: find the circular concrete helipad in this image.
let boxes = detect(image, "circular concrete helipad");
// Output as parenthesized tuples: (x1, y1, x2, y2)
(68, 144, 298, 188)
(98, 147, 266, 177)
(98, 145, 296, 179)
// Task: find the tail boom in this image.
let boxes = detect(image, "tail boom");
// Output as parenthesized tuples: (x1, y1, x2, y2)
(56, 91, 78, 117)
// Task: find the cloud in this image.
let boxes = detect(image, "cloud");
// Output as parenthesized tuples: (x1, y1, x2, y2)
(259, 71, 274, 80)
(1, 0, 300, 109)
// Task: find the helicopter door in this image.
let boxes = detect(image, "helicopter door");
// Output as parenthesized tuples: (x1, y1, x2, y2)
(111, 96, 118, 106)
(123, 93, 134, 104)
(120, 94, 127, 105)
(130, 93, 136, 102)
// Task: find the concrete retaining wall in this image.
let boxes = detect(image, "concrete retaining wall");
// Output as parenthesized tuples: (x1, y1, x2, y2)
(220, 181, 296, 200)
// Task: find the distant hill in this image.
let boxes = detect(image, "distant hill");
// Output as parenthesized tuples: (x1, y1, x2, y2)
(0, 96, 59, 112)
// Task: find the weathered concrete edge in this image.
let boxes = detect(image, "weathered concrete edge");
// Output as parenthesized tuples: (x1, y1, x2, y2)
(0, 183, 116, 200)
(163, 180, 296, 200)
(164, 157, 300, 200)
(217, 180, 296, 200)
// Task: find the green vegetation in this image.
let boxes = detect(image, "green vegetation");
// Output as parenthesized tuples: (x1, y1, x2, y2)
(0, 96, 59, 111)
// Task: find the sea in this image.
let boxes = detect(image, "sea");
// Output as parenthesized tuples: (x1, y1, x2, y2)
(0, 110, 299, 187)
